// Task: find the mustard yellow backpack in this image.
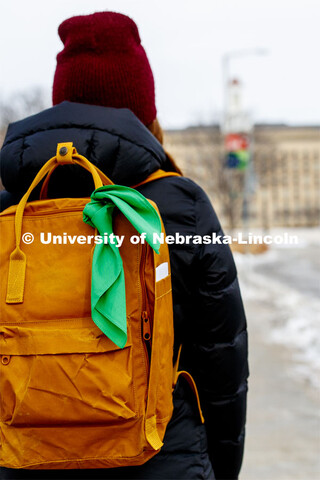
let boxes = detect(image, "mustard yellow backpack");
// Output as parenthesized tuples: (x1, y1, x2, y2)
(0, 143, 203, 470)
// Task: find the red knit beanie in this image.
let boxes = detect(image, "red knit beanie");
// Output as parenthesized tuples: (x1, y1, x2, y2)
(52, 12, 157, 126)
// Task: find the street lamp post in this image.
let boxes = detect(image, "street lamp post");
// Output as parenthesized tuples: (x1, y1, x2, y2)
(222, 48, 268, 235)
(222, 48, 268, 127)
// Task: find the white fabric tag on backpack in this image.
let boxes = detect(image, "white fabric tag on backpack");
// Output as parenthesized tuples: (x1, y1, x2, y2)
(156, 262, 169, 282)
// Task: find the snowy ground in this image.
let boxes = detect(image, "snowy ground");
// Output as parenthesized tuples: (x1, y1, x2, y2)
(234, 227, 320, 388)
(233, 228, 320, 479)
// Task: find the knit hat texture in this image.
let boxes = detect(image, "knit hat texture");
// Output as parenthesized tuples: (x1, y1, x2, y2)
(52, 11, 156, 125)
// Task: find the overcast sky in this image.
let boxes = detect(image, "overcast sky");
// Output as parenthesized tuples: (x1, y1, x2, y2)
(1, 0, 319, 128)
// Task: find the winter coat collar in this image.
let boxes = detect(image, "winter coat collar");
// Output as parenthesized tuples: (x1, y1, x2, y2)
(0, 101, 167, 196)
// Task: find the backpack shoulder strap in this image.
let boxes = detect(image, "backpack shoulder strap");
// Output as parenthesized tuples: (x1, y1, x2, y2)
(132, 169, 181, 189)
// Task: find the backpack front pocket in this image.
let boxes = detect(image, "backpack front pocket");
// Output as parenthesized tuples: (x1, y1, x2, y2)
(0, 318, 136, 426)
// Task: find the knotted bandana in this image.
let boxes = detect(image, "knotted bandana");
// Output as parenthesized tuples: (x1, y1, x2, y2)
(83, 185, 161, 348)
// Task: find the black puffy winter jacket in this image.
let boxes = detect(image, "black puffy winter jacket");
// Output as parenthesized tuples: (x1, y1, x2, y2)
(0, 102, 249, 480)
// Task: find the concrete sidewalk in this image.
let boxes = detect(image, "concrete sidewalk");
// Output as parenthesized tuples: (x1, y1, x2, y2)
(239, 290, 320, 479)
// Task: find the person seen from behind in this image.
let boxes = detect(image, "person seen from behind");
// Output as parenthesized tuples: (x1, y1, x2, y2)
(0, 11, 249, 480)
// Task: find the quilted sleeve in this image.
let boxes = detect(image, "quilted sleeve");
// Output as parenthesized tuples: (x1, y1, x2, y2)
(180, 184, 249, 480)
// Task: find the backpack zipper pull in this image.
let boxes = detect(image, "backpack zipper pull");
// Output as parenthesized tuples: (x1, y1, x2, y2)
(142, 311, 151, 341)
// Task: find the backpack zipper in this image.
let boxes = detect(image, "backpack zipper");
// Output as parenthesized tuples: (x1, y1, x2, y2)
(22, 207, 85, 217)
(140, 245, 152, 374)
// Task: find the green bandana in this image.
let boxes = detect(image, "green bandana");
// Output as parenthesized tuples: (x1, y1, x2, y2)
(83, 185, 161, 348)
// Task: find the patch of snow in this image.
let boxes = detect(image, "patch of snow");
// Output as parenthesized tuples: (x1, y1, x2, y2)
(233, 229, 320, 388)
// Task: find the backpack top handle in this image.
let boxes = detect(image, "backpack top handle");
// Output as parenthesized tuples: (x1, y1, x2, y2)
(39, 143, 113, 199)
(6, 142, 111, 304)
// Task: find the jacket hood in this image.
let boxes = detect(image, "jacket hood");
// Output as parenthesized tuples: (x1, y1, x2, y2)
(0, 101, 166, 198)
